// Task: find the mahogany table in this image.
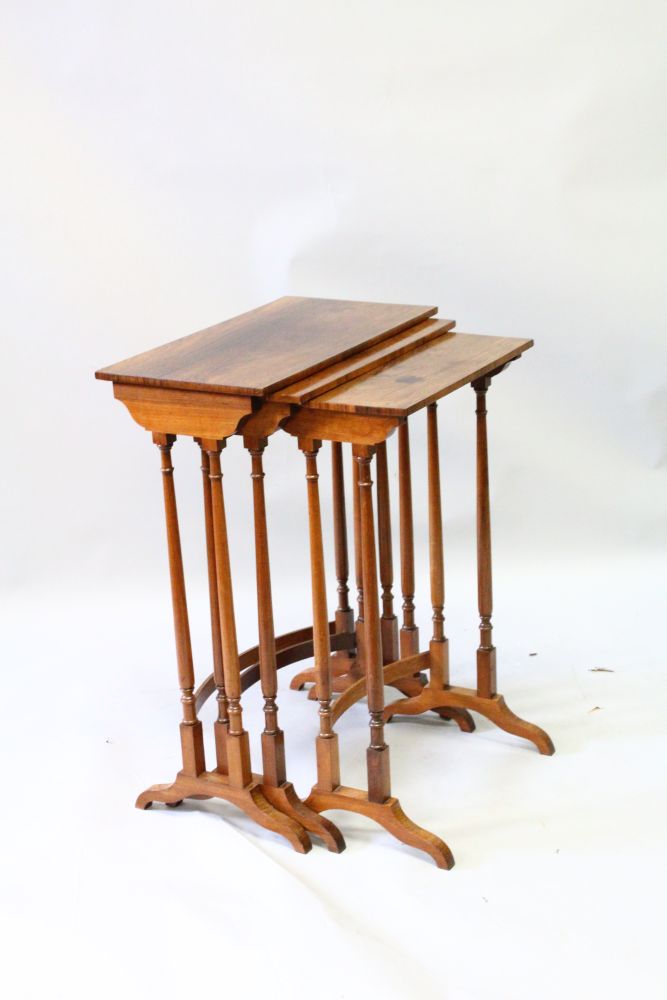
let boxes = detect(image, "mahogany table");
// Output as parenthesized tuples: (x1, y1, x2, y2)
(96, 296, 554, 868)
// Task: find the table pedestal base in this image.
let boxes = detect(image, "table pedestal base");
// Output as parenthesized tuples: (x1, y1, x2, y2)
(293, 650, 476, 732)
(135, 771, 313, 853)
(330, 654, 554, 756)
(291, 650, 362, 695)
(385, 686, 555, 755)
(305, 785, 454, 869)
(262, 781, 346, 852)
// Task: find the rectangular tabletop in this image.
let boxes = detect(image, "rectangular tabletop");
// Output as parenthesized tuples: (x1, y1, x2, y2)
(95, 296, 440, 397)
(306, 333, 533, 416)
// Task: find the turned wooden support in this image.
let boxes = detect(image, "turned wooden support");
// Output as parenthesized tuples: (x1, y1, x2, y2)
(153, 433, 205, 777)
(376, 440, 399, 664)
(351, 451, 365, 666)
(354, 445, 391, 804)
(198, 444, 229, 774)
(246, 436, 287, 788)
(427, 403, 449, 688)
(331, 441, 354, 634)
(301, 439, 341, 793)
(203, 438, 252, 788)
(398, 419, 419, 656)
(473, 378, 497, 699)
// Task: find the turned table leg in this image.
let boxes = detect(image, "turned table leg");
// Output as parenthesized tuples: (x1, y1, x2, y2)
(198, 444, 229, 774)
(398, 419, 419, 657)
(290, 442, 357, 695)
(355, 446, 391, 803)
(352, 447, 366, 668)
(205, 442, 252, 788)
(155, 434, 205, 779)
(332, 441, 354, 635)
(381, 388, 553, 754)
(304, 440, 454, 868)
(300, 440, 343, 794)
(474, 378, 497, 700)
(376, 440, 399, 664)
(246, 436, 344, 852)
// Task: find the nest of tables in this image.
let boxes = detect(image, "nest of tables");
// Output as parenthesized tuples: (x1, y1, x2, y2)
(96, 297, 554, 868)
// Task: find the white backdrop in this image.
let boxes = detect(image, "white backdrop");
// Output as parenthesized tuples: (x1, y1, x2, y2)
(1, 3, 665, 999)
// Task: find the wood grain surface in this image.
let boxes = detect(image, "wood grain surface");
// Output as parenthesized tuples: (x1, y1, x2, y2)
(308, 333, 533, 416)
(96, 296, 437, 396)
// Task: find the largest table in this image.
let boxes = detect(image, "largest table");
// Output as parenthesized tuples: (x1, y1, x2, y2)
(96, 296, 554, 867)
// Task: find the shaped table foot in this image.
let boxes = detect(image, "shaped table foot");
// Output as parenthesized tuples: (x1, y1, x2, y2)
(291, 651, 356, 692)
(305, 785, 454, 869)
(384, 686, 554, 755)
(135, 771, 313, 853)
(262, 781, 346, 853)
(392, 675, 476, 731)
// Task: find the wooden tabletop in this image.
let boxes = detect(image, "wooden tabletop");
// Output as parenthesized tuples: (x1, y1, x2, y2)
(304, 332, 533, 417)
(96, 296, 532, 421)
(96, 297, 440, 396)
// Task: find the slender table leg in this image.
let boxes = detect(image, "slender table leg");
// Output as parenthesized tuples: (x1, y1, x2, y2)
(355, 446, 391, 803)
(376, 440, 399, 663)
(137, 436, 315, 851)
(154, 434, 205, 781)
(299, 440, 343, 793)
(474, 379, 496, 699)
(427, 403, 448, 687)
(352, 448, 366, 668)
(380, 389, 554, 754)
(298, 438, 423, 702)
(398, 420, 420, 657)
(206, 443, 251, 787)
(373, 442, 429, 703)
(198, 444, 229, 774)
(332, 441, 355, 635)
(291, 441, 358, 693)
(382, 407, 475, 731)
(246, 436, 345, 852)
(305, 441, 454, 868)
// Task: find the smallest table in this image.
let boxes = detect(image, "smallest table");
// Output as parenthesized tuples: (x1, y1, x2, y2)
(96, 296, 554, 867)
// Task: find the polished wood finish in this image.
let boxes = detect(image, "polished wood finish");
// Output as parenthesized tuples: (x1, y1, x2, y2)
(154, 434, 205, 777)
(473, 378, 497, 699)
(330, 653, 473, 733)
(300, 441, 341, 794)
(309, 333, 533, 416)
(352, 449, 365, 669)
(283, 408, 399, 446)
(246, 437, 345, 852)
(376, 441, 399, 664)
(136, 771, 311, 853)
(291, 446, 363, 697)
(204, 440, 252, 789)
(331, 442, 354, 634)
(114, 383, 252, 439)
(272, 318, 454, 404)
(99, 294, 553, 865)
(381, 380, 552, 753)
(97, 297, 437, 396)
(246, 438, 286, 787)
(384, 685, 554, 755)
(354, 445, 391, 803)
(398, 420, 420, 658)
(427, 403, 449, 688)
(299, 439, 455, 866)
(305, 785, 454, 869)
(198, 444, 228, 773)
(136, 435, 312, 852)
(200, 623, 356, 708)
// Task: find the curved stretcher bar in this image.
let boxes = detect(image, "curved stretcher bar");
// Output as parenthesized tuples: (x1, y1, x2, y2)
(194, 622, 356, 713)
